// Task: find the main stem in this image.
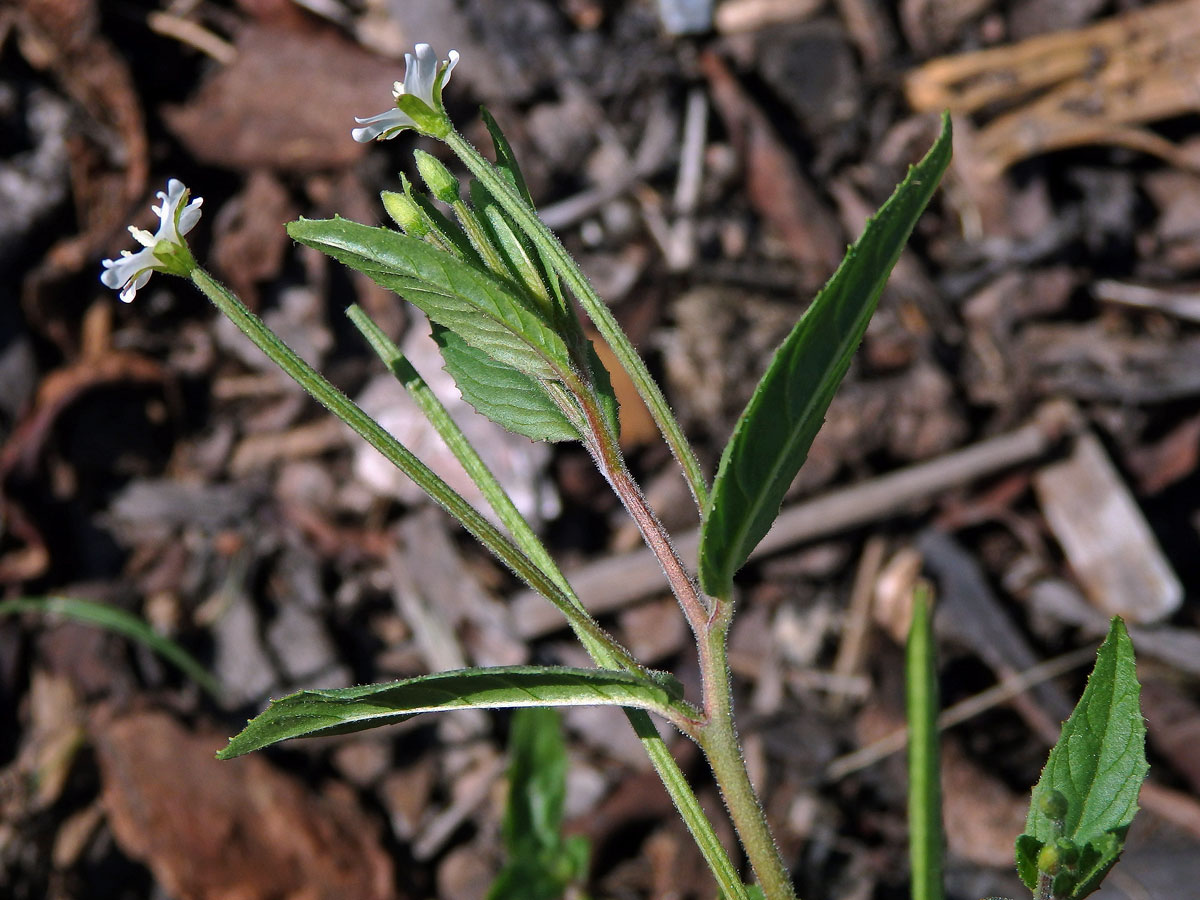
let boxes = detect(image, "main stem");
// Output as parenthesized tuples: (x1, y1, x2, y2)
(699, 610, 798, 900)
(576, 378, 793, 897)
(441, 130, 798, 898)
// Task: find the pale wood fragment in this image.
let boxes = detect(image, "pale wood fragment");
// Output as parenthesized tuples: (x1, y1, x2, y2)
(714, 0, 824, 33)
(1034, 431, 1182, 624)
(906, 0, 1200, 175)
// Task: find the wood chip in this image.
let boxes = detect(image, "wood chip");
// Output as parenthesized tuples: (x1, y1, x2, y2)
(163, 24, 398, 173)
(93, 710, 396, 900)
(1034, 430, 1183, 624)
(906, 0, 1200, 176)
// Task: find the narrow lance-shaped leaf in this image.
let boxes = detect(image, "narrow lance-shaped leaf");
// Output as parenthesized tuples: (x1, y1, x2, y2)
(469, 178, 554, 308)
(481, 106, 535, 205)
(218, 665, 695, 759)
(465, 176, 584, 381)
(699, 113, 952, 597)
(287, 217, 573, 385)
(0, 596, 220, 699)
(1014, 617, 1147, 899)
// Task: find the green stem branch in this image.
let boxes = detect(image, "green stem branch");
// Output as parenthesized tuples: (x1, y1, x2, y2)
(445, 129, 710, 513)
(189, 268, 631, 671)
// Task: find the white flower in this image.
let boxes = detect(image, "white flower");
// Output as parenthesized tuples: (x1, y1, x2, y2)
(352, 43, 460, 142)
(101, 179, 203, 302)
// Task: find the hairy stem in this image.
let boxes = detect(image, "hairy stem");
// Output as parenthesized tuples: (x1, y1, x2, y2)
(699, 613, 797, 900)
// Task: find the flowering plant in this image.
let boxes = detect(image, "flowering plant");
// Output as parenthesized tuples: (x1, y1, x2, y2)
(100, 44, 1144, 900)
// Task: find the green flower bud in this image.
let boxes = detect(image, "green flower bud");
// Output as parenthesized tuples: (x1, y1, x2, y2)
(1039, 789, 1069, 823)
(414, 150, 460, 204)
(1052, 837, 1079, 868)
(381, 190, 430, 237)
(1037, 843, 1061, 875)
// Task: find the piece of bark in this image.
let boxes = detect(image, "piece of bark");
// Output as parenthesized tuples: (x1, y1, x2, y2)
(906, 0, 1200, 176)
(618, 596, 689, 664)
(1141, 679, 1200, 795)
(1034, 431, 1182, 624)
(714, 0, 823, 33)
(211, 171, 297, 307)
(93, 710, 397, 900)
(15, 0, 149, 311)
(1027, 576, 1200, 677)
(163, 24, 398, 173)
(1123, 412, 1200, 495)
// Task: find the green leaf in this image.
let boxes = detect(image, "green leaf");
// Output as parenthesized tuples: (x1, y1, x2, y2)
(287, 217, 573, 384)
(698, 114, 952, 597)
(0, 595, 220, 699)
(488, 708, 589, 900)
(481, 106, 535, 205)
(502, 708, 571, 855)
(218, 665, 696, 759)
(399, 173, 481, 263)
(469, 178, 554, 307)
(1067, 833, 1123, 899)
(1014, 618, 1147, 898)
(434, 324, 582, 442)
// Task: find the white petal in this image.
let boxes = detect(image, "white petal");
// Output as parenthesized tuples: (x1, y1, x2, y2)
(101, 246, 158, 300)
(441, 50, 460, 87)
(128, 225, 156, 247)
(100, 178, 202, 301)
(178, 198, 204, 235)
(120, 270, 153, 303)
(405, 43, 438, 104)
(352, 108, 417, 142)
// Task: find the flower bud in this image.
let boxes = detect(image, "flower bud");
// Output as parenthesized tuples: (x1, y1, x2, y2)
(1037, 843, 1062, 875)
(1052, 838, 1079, 868)
(414, 150, 460, 205)
(382, 190, 430, 237)
(1039, 789, 1069, 823)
